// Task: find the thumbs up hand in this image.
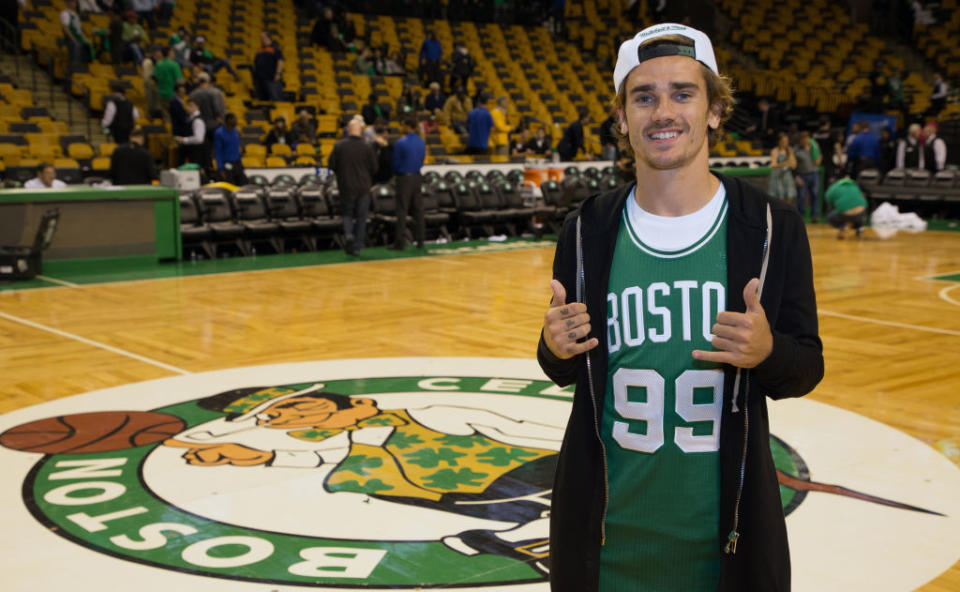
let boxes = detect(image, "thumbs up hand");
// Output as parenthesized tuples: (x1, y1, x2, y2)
(543, 279, 599, 360)
(692, 278, 773, 368)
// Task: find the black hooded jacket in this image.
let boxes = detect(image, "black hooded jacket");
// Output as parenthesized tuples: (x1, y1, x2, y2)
(538, 173, 824, 591)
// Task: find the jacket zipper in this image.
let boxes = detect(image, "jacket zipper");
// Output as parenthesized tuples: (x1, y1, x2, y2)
(576, 216, 609, 545)
(725, 204, 772, 555)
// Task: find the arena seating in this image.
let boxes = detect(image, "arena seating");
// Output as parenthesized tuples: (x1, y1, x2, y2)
(857, 168, 960, 217)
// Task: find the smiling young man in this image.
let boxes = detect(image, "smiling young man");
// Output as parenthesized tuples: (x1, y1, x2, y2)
(537, 24, 823, 591)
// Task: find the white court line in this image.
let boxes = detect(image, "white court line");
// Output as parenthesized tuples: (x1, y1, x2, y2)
(35, 275, 79, 288)
(0, 311, 191, 375)
(939, 284, 960, 307)
(819, 308, 960, 337)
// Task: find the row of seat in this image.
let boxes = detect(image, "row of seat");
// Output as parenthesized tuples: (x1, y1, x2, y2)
(178, 165, 633, 259)
(857, 168, 960, 217)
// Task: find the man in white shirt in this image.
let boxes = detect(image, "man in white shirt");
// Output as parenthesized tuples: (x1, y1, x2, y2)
(930, 73, 948, 116)
(921, 121, 947, 173)
(23, 163, 68, 189)
(176, 97, 206, 168)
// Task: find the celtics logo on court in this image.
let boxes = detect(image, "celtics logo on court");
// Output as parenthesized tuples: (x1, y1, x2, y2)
(1, 358, 958, 591)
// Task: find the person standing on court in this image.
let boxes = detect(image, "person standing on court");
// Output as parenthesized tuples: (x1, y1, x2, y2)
(390, 117, 427, 250)
(328, 119, 378, 256)
(101, 81, 138, 144)
(466, 93, 494, 155)
(109, 127, 156, 185)
(537, 23, 823, 592)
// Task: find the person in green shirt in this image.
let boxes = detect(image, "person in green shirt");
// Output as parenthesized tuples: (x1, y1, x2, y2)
(824, 177, 868, 239)
(153, 46, 183, 101)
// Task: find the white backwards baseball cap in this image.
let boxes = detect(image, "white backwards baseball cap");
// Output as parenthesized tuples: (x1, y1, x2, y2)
(613, 23, 719, 94)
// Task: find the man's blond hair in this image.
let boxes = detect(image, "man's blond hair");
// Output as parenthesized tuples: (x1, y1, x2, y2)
(610, 34, 736, 158)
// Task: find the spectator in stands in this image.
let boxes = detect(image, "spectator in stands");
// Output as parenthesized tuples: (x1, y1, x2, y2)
(176, 98, 206, 168)
(362, 93, 388, 125)
(921, 120, 947, 173)
(419, 111, 439, 136)
(824, 176, 868, 239)
(354, 46, 375, 75)
(466, 93, 494, 155)
(120, 10, 147, 64)
(747, 97, 780, 149)
(442, 87, 472, 134)
(0, 0, 25, 50)
(289, 109, 317, 146)
(158, 0, 174, 25)
(449, 42, 475, 91)
(264, 117, 293, 150)
(214, 113, 245, 185)
(896, 122, 923, 169)
(929, 73, 948, 116)
(169, 27, 191, 67)
(154, 46, 183, 102)
(61, 0, 91, 66)
(599, 112, 618, 161)
(812, 116, 836, 182)
(887, 69, 906, 118)
(328, 118, 378, 256)
(793, 130, 822, 219)
(868, 61, 887, 111)
(108, 12, 124, 65)
(24, 163, 67, 189)
(845, 121, 880, 179)
(101, 81, 138, 144)
(110, 127, 156, 185)
(768, 132, 797, 204)
(526, 127, 552, 156)
(419, 30, 442, 86)
(142, 45, 162, 120)
(391, 116, 427, 250)
(557, 108, 592, 161)
(169, 81, 190, 140)
(383, 47, 405, 76)
(397, 82, 423, 117)
(253, 32, 284, 102)
(491, 96, 511, 156)
(511, 128, 531, 157)
(878, 127, 896, 173)
(310, 6, 345, 52)
(129, 0, 155, 30)
(190, 35, 239, 80)
(189, 71, 225, 170)
(424, 82, 445, 113)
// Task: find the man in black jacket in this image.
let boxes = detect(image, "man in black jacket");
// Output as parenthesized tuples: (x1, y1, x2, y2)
(556, 108, 592, 162)
(328, 118, 378, 256)
(110, 127, 157, 185)
(538, 23, 822, 592)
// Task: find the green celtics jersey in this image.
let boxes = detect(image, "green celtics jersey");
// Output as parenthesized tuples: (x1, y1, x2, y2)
(599, 187, 728, 592)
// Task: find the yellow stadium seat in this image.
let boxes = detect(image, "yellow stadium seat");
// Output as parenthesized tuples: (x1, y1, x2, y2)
(53, 158, 80, 169)
(0, 144, 22, 165)
(245, 144, 267, 157)
(296, 143, 316, 155)
(67, 143, 95, 160)
(270, 143, 292, 156)
(265, 156, 287, 167)
(92, 156, 111, 171)
(242, 155, 265, 168)
(99, 143, 117, 157)
(30, 145, 62, 161)
(294, 155, 316, 166)
(38, 120, 68, 134)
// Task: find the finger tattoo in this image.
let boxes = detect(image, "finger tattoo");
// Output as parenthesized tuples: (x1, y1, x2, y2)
(566, 319, 575, 328)
(568, 331, 577, 339)
(560, 308, 569, 315)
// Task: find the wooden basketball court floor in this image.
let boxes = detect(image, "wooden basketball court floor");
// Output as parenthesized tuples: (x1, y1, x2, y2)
(0, 224, 958, 590)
